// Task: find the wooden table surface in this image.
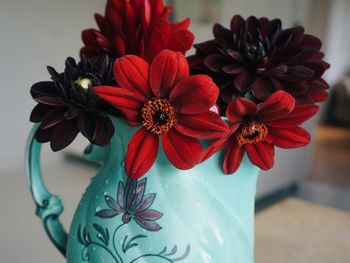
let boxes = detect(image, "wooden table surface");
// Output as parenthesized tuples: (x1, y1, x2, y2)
(255, 198, 350, 263)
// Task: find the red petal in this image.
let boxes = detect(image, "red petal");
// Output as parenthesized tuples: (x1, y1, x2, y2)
(269, 127, 311, 149)
(144, 17, 170, 62)
(245, 141, 274, 170)
(223, 139, 245, 174)
(170, 75, 219, 114)
(114, 55, 152, 98)
(200, 137, 227, 163)
(176, 111, 229, 139)
(150, 50, 189, 98)
(167, 27, 194, 55)
(162, 130, 202, 170)
(92, 86, 143, 111)
(226, 98, 257, 123)
(266, 104, 319, 128)
(257, 90, 295, 122)
(125, 128, 159, 179)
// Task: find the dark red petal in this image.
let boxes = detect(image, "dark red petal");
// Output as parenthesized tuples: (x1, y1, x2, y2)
(170, 75, 219, 114)
(50, 120, 79, 151)
(277, 65, 315, 82)
(269, 127, 311, 149)
(257, 90, 295, 122)
(266, 104, 319, 128)
(222, 64, 244, 75)
(226, 98, 257, 123)
(234, 71, 255, 92)
(35, 127, 54, 143)
(245, 141, 274, 170)
(31, 81, 59, 98)
(162, 130, 202, 170)
(114, 55, 152, 98)
(125, 128, 159, 179)
(92, 86, 143, 111)
(41, 108, 65, 129)
(30, 104, 51, 122)
(230, 15, 245, 32)
(223, 139, 245, 174)
(204, 54, 232, 72)
(251, 77, 276, 100)
(34, 97, 66, 107)
(150, 50, 189, 98)
(175, 111, 229, 139)
(94, 116, 114, 146)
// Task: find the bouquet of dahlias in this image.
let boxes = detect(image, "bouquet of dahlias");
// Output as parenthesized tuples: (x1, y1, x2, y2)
(30, 0, 329, 179)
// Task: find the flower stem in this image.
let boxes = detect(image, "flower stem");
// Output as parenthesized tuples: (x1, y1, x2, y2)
(82, 242, 120, 263)
(113, 223, 127, 263)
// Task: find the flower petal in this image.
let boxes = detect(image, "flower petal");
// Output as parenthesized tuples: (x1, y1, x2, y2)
(269, 127, 311, 148)
(136, 193, 156, 212)
(234, 71, 255, 92)
(41, 108, 65, 129)
(134, 217, 162, 232)
(136, 209, 163, 220)
(30, 104, 52, 122)
(125, 128, 159, 179)
(114, 55, 152, 98)
(257, 90, 295, 122)
(50, 120, 79, 151)
(96, 209, 120, 218)
(223, 139, 245, 174)
(130, 179, 147, 210)
(226, 98, 257, 123)
(200, 137, 227, 163)
(170, 75, 219, 114)
(162, 129, 202, 170)
(150, 50, 189, 97)
(175, 111, 229, 139)
(104, 195, 121, 212)
(35, 127, 54, 143)
(245, 141, 275, 170)
(266, 104, 319, 128)
(93, 86, 143, 111)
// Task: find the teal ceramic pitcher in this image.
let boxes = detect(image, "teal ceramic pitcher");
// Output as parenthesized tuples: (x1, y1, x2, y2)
(26, 117, 259, 263)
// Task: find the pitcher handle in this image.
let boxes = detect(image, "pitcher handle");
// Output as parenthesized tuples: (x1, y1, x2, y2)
(25, 124, 68, 256)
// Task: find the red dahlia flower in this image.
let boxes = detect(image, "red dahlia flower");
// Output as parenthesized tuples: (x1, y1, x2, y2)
(81, 0, 194, 63)
(189, 15, 330, 113)
(202, 90, 319, 174)
(93, 50, 227, 179)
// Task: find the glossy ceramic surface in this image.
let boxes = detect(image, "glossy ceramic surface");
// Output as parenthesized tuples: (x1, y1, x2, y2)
(26, 118, 259, 263)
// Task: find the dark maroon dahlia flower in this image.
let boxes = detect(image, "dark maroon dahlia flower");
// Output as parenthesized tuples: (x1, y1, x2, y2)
(189, 15, 330, 113)
(30, 55, 119, 151)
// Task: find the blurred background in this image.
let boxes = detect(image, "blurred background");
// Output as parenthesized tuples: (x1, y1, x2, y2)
(0, 0, 349, 262)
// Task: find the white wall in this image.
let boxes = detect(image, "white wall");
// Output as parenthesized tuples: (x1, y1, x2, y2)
(0, 0, 104, 172)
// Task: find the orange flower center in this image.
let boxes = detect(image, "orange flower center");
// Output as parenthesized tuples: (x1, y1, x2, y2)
(236, 121, 268, 147)
(141, 98, 176, 135)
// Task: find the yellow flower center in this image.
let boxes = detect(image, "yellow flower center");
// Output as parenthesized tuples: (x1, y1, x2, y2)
(236, 121, 268, 147)
(75, 77, 93, 91)
(141, 98, 176, 135)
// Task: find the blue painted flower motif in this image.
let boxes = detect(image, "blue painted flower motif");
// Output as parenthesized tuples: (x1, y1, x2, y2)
(96, 178, 163, 232)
